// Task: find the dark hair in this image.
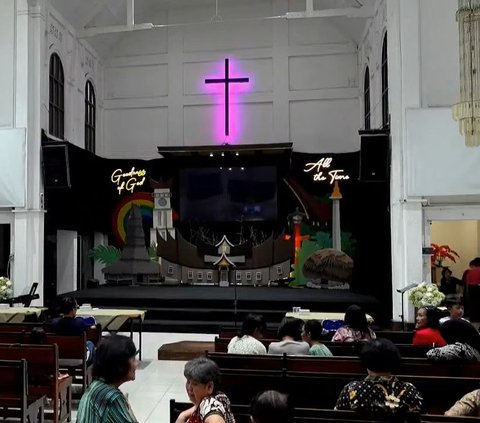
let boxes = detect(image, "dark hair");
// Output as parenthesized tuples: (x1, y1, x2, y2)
(29, 327, 46, 344)
(360, 338, 401, 373)
(444, 298, 464, 308)
(250, 390, 292, 423)
(471, 257, 480, 267)
(58, 296, 78, 315)
(184, 357, 220, 393)
(418, 306, 441, 329)
(240, 314, 266, 338)
(440, 319, 480, 351)
(277, 317, 304, 341)
(303, 320, 323, 342)
(441, 267, 452, 278)
(343, 305, 369, 334)
(92, 335, 137, 383)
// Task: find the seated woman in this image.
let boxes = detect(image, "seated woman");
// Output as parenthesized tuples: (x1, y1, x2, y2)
(76, 335, 139, 423)
(335, 338, 423, 414)
(250, 390, 292, 423)
(52, 296, 96, 364)
(175, 357, 235, 423)
(228, 314, 267, 355)
(332, 304, 376, 343)
(445, 389, 480, 417)
(427, 318, 480, 360)
(412, 307, 446, 347)
(267, 317, 309, 355)
(301, 320, 333, 357)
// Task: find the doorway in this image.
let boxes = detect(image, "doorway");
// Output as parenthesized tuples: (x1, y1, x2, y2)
(0, 224, 11, 278)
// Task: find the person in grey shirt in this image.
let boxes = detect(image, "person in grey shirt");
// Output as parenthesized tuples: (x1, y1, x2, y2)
(268, 317, 309, 355)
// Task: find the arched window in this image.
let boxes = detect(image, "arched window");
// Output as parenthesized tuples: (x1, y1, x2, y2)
(49, 53, 64, 139)
(381, 32, 389, 129)
(84, 80, 96, 153)
(364, 66, 371, 130)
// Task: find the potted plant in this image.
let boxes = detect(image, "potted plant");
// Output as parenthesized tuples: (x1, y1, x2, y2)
(430, 243, 459, 284)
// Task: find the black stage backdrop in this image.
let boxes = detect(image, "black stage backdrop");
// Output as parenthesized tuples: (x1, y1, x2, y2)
(43, 141, 391, 317)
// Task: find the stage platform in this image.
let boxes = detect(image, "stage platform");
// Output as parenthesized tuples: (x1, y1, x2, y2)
(65, 285, 385, 333)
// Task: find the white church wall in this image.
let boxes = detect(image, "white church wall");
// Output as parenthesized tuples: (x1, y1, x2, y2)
(102, 0, 361, 158)
(0, 1, 15, 129)
(358, 0, 387, 130)
(419, 0, 460, 108)
(44, 5, 104, 152)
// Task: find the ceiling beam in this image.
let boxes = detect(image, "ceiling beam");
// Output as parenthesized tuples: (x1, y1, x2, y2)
(77, 0, 110, 29)
(286, 6, 373, 19)
(78, 22, 154, 38)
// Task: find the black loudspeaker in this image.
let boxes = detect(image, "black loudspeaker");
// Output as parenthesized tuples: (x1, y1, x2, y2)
(359, 132, 390, 182)
(42, 144, 71, 189)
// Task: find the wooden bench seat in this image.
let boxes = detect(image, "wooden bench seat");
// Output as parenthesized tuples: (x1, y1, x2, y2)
(170, 399, 480, 423)
(208, 351, 480, 378)
(0, 330, 93, 393)
(0, 343, 72, 423)
(0, 359, 46, 423)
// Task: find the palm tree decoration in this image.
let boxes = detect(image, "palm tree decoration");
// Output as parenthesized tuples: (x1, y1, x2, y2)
(431, 243, 459, 268)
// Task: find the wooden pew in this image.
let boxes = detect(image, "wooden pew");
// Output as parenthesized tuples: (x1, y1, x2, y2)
(219, 326, 415, 345)
(0, 343, 72, 423)
(208, 351, 480, 378)
(285, 371, 480, 414)
(0, 331, 92, 393)
(170, 399, 480, 423)
(0, 359, 46, 423)
(0, 322, 102, 345)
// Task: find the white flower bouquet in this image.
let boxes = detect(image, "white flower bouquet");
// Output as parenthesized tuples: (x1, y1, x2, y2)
(408, 282, 445, 307)
(0, 276, 13, 300)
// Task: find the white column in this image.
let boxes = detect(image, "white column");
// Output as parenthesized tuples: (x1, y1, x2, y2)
(388, 0, 424, 323)
(56, 230, 78, 294)
(11, 0, 46, 301)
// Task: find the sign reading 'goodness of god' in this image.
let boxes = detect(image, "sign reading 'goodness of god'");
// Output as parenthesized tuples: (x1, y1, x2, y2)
(111, 167, 147, 195)
(303, 158, 350, 184)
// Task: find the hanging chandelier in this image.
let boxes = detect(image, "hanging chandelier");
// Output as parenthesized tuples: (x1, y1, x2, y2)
(453, 0, 480, 147)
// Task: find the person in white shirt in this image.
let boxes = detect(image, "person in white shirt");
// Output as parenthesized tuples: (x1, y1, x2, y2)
(228, 314, 267, 355)
(268, 317, 309, 355)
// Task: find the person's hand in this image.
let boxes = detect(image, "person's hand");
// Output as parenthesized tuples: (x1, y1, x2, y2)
(175, 406, 195, 423)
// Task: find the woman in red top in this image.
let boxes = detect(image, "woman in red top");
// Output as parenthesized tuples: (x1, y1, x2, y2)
(412, 307, 447, 347)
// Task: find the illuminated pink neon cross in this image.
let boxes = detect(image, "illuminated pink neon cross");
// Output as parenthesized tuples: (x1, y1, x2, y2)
(205, 58, 249, 136)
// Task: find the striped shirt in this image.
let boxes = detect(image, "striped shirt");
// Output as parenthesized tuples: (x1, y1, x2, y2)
(76, 380, 138, 423)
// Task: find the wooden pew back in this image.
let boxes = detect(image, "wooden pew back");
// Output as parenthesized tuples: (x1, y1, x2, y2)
(0, 343, 72, 423)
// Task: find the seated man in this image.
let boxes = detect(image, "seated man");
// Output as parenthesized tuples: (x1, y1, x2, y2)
(335, 338, 423, 414)
(52, 296, 96, 364)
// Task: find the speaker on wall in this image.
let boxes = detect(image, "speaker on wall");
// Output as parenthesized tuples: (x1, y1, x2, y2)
(42, 143, 71, 189)
(359, 131, 390, 182)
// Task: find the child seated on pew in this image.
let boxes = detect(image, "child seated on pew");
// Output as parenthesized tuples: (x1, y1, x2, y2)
(250, 390, 292, 423)
(301, 320, 333, 357)
(51, 296, 96, 364)
(335, 338, 424, 414)
(228, 314, 267, 355)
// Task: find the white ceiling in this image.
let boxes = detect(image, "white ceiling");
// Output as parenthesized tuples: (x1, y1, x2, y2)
(48, 0, 375, 58)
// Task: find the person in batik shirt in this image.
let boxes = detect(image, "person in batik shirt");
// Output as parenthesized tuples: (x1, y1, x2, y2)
(335, 338, 423, 414)
(175, 357, 235, 423)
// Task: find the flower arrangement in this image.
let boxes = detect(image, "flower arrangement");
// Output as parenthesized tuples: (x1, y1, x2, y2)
(0, 276, 13, 300)
(431, 243, 459, 268)
(408, 282, 445, 307)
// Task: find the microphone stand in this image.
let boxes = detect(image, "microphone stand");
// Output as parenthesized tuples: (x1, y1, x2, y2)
(233, 277, 238, 328)
(396, 283, 419, 331)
